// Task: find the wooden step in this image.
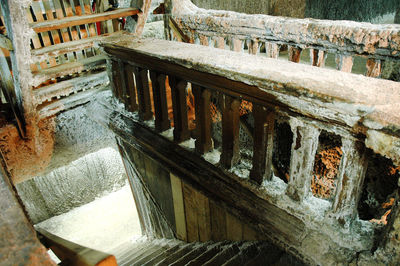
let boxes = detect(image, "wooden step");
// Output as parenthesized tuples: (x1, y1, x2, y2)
(32, 54, 106, 87)
(34, 71, 108, 105)
(30, 8, 140, 33)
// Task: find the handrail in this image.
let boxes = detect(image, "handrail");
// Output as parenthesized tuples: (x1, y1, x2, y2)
(36, 227, 117, 266)
(168, 0, 400, 78)
(30, 8, 140, 33)
(100, 35, 400, 225)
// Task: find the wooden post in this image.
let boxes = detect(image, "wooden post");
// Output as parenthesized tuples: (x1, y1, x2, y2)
(249, 40, 259, 55)
(192, 84, 213, 154)
(286, 118, 320, 201)
(288, 46, 302, 63)
(265, 42, 279, 59)
(365, 58, 382, 78)
(133, 67, 153, 121)
(111, 60, 123, 101)
(331, 138, 368, 220)
(149, 71, 170, 132)
(310, 49, 327, 67)
(231, 38, 243, 52)
(117, 60, 127, 106)
(124, 64, 138, 112)
(249, 105, 275, 185)
(220, 95, 240, 169)
(335, 54, 353, 72)
(199, 34, 209, 46)
(169, 76, 190, 142)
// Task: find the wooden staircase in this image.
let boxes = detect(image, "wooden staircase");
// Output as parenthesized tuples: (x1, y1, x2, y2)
(110, 237, 305, 266)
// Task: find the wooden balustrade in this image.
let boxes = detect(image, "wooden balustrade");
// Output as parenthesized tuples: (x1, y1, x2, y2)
(101, 36, 400, 223)
(170, 0, 400, 79)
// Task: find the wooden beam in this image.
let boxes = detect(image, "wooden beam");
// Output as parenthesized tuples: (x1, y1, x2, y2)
(36, 227, 117, 266)
(30, 8, 140, 33)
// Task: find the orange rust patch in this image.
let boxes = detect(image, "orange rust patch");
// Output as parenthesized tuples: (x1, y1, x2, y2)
(0, 117, 56, 184)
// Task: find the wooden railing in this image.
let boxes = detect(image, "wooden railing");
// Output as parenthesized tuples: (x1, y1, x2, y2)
(36, 227, 117, 266)
(168, 0, 400, 79)
(100, 34, 400, 227)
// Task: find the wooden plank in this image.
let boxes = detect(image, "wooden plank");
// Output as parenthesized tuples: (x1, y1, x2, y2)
(226, 212, 243, 241)
(133, 66, 152, 120)
(196, 190, 212, 242)
(124, 63, 138, 112)
(36, 228, 117, 266)
(149, 71, 170, 132)
(32, 54, 106, 87)
(193, 84, 212, 154)
(210, 200, 227, 241)
(288, 46, 302, 63)
(183, 182, 199, 242)
(220, 95, 240, 169)
(30, 8, 139, 33)
(170, 173, 187, 241)
(249, 105, 275, 185)
(111, 59, 123, 101)
(169, 76, 190, 142)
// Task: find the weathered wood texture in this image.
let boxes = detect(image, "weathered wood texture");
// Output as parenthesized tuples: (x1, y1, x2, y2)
(30, 8, 139, 33)
(37, 228, 117, 266)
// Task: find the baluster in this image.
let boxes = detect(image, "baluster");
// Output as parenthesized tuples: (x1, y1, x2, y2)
(249, 40, 259, 55)
(265, 42, 279, 59)
(310, 49, 327, 67)
(220, 95, 241, 169)
(192, 84, 213, 154)
(149, 71, 170, 132)
(286, 118, 320, 201)
(214, 36, 225, 49)
(199, 34, 209, 46)
(365, 58, 382, 78)
(288, 46, 302, 63)
(169, 77, 190, 142)
(335, 54, 353, 72)
(110, 59, 123, 102)
(117, 60, 128, 107)
(133, 67, 153, 121)
(231, 38, 243, 52)
(249, 105, 275, 185)
(124, 64, 138, 112)
(331, 138, 368, 220)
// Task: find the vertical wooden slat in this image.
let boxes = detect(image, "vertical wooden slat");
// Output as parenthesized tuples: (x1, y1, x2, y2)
(310, 49, 326, 67)
(31, 2, 58, 67)
(26, 8, 45, 70)
(133, 67, 153, 121)
(192, 84, 213, 154)
(111, 59, 123, 101)
(214, 36, 225, 49)
(220, 95, 240, 169)
(117, 60, 127, 105)
(124, 64, 138, 112)
(248, 39, 259, 55)
(226, 212, 243, 241)
(197, 190, 211, 242)
(365, 58, 382, 78)
(332, 138, 368, 220)
(249, 105, 275, 185)
(199, 34, 209, 46)
(231, 38, 243, 52)
(335, 54, 353, 72)
(42, 1, 62, 45)
(183, 182, 199, 242)
(62, 0, 85, 60)
(286, 118, 320, 201)
(170, 173, 187, 241)
(265, 42, 279, 59)
(169, 76, 190, 142)
(210, 200, 227, 241)
(288, 46, 302, 63)
(149, 71, 170, 132)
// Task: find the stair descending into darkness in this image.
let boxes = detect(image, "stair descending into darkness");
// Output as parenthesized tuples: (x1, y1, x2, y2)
(109, 237, 305, 266)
